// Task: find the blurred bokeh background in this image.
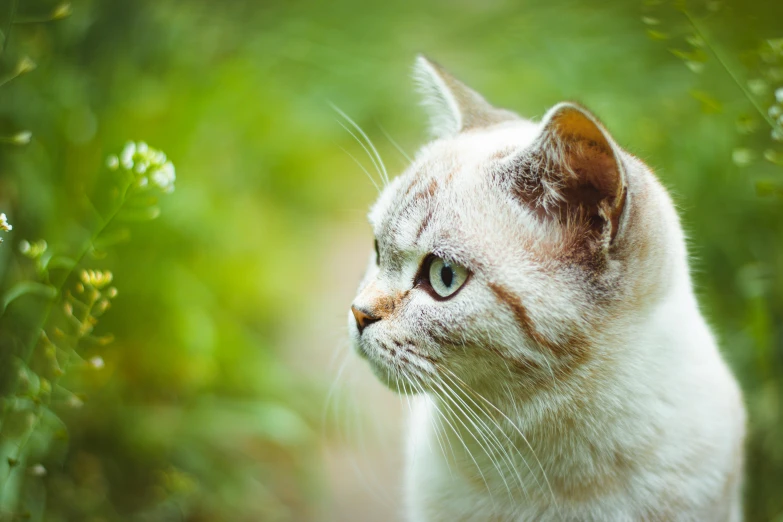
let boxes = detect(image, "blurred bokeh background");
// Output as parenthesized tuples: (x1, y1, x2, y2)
(0, 0, 781, 520)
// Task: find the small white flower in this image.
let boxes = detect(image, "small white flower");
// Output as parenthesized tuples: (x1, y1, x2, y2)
(52, 2, 72, 20)
(770, 105, 782, 119)
(748, 79, 768, 96)
(731, 148, 755, 166)
(66, 395, 84, 409)
(19, 239, 47, 258)
(28, 464, 46, 477)
(120, 141, 136, 169)
(106, 154, 120, 170)
(776, 87, 783, 104)
(88, 356, 105, 369)
(16, 57, 36, 75)
(137, 141, 149, 155)
(0, 213, 11, 232)
(135, 161, 149, 174)
(11, 131, 32, 145)
(151, 161, 176, 193)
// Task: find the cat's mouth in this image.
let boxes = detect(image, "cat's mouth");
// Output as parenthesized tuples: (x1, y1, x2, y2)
(354, 339, 437, 392)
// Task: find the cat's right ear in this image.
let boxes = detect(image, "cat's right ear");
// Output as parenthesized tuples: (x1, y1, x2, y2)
(412, 55, 517, 138)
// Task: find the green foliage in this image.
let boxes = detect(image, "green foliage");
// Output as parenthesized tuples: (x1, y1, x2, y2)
(0, 0, 781, 520)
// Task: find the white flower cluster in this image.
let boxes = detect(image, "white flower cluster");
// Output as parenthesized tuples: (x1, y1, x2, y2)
(0, 212, 10, 243)
(106, 141, 176, 193)
(770, 88, 783, 143)
(0, 213, 11, 232)
(19, 239, 47, 258)
(762, 39, 783, 144)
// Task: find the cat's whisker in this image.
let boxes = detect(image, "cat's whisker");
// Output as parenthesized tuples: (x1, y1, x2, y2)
(432, 372, 521, 503)
(395, 371, 415, 460)
(336, 120, 386, 186)
(331, 104, 389, 186)
(403, 373, 440, 461)
(408, 375, 455, 477)
(444, 333, 537, 498)
(378, 124, 413, 165)
(347, 371, 397, 509)
(399, 374, 423, 454)
(440, 367, 560, 513)
(442, 331, 547, 481)
(428, 381, 497, 507)
(321, 346, 351, 442)
(435, 370, 531, 501)
(326, 352, 397, 510)
(338, 145, 381, 194)
(430, 376, 512, 504)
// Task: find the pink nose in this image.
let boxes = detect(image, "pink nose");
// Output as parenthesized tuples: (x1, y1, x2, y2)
(351, 305, 380, 334)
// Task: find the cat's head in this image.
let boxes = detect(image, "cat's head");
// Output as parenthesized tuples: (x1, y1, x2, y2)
(349, 56, 681, 397)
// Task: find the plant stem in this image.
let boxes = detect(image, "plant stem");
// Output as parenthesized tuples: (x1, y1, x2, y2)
(683, 9, 781, 132)
(0, 0, 18, 58)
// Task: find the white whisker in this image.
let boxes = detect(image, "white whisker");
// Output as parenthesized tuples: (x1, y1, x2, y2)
(432, 373, 518, 503)
(441, 367, 560, 513)
(331, 104, 389, 186)
(378, 124, 413, 165)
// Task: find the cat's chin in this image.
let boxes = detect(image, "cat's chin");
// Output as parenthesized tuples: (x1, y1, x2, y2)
(359, 354, 424, 395)
(371, 366, 424, 395)
(351, 336, 429, 394)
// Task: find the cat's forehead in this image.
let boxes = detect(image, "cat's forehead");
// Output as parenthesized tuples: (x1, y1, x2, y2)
(369, 119, 539, 229)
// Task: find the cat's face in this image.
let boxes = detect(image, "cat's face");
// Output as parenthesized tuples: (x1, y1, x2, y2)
(349, 57, 664, 396)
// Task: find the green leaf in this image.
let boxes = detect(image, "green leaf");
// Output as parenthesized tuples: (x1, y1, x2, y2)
(755, 180, 783, 198)
(93, 227, 131, 249)
(670, 47, 708, 63)
(116, 206, 161, 222)
(646, 29, 669, 41)
(1, 281, 57, 314)
(46, 255, 77, 271)
(689, 90, 722, 113)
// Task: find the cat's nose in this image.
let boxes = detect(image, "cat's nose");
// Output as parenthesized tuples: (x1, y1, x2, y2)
(351, 305, 380, 334)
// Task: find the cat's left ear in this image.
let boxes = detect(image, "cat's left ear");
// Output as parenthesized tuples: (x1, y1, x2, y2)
(412, 55, 518, 138)
(530, 102, 627, 244)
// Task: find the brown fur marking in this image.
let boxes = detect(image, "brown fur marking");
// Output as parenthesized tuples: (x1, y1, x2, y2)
(488, 282, 575, 359)
(414, 208, 434, 243)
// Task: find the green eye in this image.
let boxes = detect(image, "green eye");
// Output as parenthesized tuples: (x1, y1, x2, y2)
(427, 256, 469, 298)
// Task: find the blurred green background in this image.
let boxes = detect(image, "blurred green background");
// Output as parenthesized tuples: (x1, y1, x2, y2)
(0, 0, 782, 520)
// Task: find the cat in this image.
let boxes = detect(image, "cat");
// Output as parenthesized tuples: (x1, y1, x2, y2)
(348, 56, 746, 521)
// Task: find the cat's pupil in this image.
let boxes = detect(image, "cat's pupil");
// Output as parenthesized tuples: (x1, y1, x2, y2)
(441, 265, 454, 287)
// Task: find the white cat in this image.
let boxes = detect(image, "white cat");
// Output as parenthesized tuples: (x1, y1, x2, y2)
(348, 56, 746, 521)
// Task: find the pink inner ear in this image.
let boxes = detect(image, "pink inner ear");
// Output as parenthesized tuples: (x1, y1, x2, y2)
(563, 139, 620, 198)
(555, 139, 624, 239)
(537, 107, 626, 241)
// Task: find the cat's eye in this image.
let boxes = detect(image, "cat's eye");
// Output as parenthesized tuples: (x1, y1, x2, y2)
(426, 256, 469, 299)
(374, 239, 380, 265)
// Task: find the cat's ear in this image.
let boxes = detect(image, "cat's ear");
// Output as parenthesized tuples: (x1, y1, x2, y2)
(528, 102, 627, 243)
(412, 55, 517, 138)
